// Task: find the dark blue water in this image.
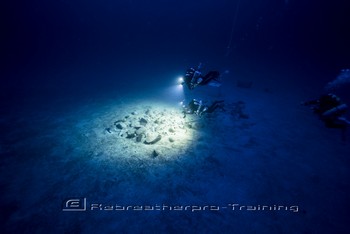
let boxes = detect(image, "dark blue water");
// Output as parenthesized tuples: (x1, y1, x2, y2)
(1, 0, 350, 233)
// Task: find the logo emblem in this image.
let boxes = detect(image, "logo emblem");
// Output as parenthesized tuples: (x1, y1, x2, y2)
(62, 198, 87, 211)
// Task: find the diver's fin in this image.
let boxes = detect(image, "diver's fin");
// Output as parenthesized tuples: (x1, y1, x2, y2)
(208, 81, 222, 87)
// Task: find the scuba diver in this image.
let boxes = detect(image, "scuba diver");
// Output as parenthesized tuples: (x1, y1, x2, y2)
(182, 63, 221, 90)
(182, 99, 224, 118)
(301, 93, 350, 140)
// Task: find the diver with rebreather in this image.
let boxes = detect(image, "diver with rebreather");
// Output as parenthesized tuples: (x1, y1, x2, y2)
(181, 63, 222, 90)
(301, 69, 350, 141)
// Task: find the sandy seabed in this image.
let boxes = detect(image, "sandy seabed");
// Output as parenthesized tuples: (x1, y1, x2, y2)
(1, 84, 350, 233)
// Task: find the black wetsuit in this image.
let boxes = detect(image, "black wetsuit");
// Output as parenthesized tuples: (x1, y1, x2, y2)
(303, 93, 348, 140)
(184, 68, 220, 90)
(201, 71, 220, 85)
(206, 100, 224, 113)
(183, 100, 224, 117)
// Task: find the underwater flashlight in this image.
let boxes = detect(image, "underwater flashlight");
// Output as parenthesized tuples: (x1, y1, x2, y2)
(178, 77, 184, 85)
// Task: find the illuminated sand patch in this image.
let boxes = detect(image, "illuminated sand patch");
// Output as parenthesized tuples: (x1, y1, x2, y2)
(79, 99, 252, 165)
(87, 101, 200, 161)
